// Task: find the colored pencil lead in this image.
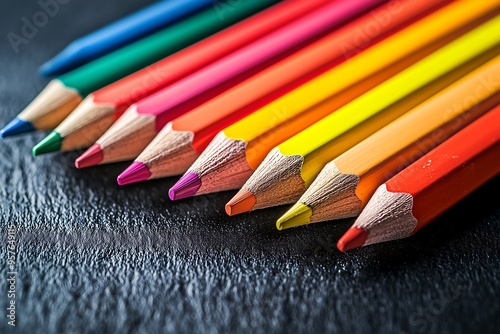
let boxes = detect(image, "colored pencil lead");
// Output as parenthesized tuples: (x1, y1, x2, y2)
(169, 133, 253, 198)
(1, 118, 35, 138)
(168, 172, 201, 201)
(226, 148, 306, 214)
(32, 131, 63, 156)
(117, 162, 151, 186)
(1, 80, 81, 137)
(75, 144, 103, 169)
(225, 189, 256, 216)
(32, 96, 116, 155)
(120, 124, 199, 184)
(276, 203, 312, 230)
(337, 227, 368, 252)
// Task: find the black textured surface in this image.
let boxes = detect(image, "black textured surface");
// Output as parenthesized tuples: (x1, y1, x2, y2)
(1, 1, 500, 333)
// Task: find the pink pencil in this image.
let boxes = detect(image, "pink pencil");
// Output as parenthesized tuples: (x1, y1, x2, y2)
(75, 0, 386, 168)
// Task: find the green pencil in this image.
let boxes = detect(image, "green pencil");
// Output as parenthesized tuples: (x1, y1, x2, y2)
(1, 0, 278, 138)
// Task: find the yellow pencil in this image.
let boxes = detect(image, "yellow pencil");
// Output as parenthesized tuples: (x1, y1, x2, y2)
(225, 16, 500, 215)
(277, 56, 500, 229)
(169, 0, 499, 200)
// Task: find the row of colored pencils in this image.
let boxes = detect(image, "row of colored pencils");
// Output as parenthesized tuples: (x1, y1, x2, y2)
(3, 0, 499, 251)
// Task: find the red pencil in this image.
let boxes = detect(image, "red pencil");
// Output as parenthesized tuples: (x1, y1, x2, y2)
(338, 105, 500, 251)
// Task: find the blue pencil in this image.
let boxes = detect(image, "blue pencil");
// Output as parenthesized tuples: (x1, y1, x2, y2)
(40, 0, 214, 76)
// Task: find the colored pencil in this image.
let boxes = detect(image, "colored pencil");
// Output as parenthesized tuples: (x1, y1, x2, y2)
(224, 17, 500, 216)
(117, 0, 449, 186)
(39, 0, 215, 76)
(0, 0, 277, 138)
(170, 1, 498, 201)
(338, 105, 500, 251)
(75, 0, 385, 168)
(33, 0, 334, 155)
(277, 56, 500, 230)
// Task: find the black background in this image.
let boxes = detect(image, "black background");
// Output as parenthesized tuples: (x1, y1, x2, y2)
(1, 1, 499, 333)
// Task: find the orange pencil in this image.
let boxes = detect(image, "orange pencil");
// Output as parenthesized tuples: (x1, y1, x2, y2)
(338, 105, 500, 251)
(117, 0, 449, 185)
(277, 56, 500, 229)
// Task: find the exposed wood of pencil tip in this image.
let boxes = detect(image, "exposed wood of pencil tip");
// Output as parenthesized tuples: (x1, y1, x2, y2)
(57, 96, 116, 151)
(353, 184, 418, 246)
(301, 162, 362, 222)
(97, 105, 157, 163)
(242, 147, 306, 210)
(136, 123, 198, 178)
(188, 132, 253, 195)
(19, 80, 82, 130)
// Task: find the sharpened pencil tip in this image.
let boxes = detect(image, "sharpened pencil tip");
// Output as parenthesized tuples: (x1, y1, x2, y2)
(337, 227, 368, 252)
(117, 162, 151, 186)
(169, 172, 201, 200)
(33, 131, 62, 156)
(276, 203, 312, 230)
(1, 118, 35, 138)
(225, 189, 256, 216)
(75, 144, 103, 169)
